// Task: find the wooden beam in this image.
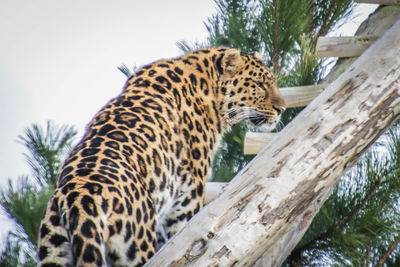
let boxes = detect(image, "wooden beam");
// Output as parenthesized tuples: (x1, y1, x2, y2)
(145, 20, 400, 267)
(244, 132, 276, 155)
(354, 0, 400, 4)
(316, 35, 378, 58)
(280, 84, 325, 108)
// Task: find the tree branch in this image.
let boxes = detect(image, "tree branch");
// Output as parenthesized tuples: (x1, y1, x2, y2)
(272, 0, 281, 73)
(375, 231, 400, 267)
(315, 2, 334, 41)
(336, 177, 382, 232)
(367, 245, 371, 267)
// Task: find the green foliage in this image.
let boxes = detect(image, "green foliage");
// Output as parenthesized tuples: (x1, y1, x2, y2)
(277, 34, 323, 128)
(117, 64, 133, 78)
(18, 121, 77, 186)
(0, 121, 77, 265)
(0, 178, 53, 247)
(211, 122, 254, 181)
(118, 64, 138, 78)
(180, 0, 353, 72)
(0, 235, 36, 267)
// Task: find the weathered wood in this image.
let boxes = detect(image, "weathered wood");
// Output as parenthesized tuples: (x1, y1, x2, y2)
(244, 132, 276, 155)
(204, 182, 227, 205)
(280, 84, 325, 108)
(316, 35, 378, 58)
(145, 19, 400, 267)
(355, 0, 400, 4)
(322, 6, 400, 85)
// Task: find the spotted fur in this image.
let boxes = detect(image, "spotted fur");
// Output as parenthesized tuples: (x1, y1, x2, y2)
(38, 47, 286, 266)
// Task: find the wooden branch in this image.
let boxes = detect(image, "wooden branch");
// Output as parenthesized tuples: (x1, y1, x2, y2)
(355, 0, 400, 5)
(280, 84, 325, 108)
(336, 177, 381, 231)
(145, 20, 400, 267)
(316, 36, 378, 58)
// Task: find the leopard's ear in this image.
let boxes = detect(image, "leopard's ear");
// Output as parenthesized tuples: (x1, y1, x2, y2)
(247, 51, 264, 62)
(253, 51, 263, 61)
(222, 48, 244, 75)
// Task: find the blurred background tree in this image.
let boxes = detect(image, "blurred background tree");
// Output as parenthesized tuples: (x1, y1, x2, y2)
(0, 122, 77, 266)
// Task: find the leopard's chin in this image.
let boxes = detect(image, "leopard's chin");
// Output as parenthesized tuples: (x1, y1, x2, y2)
(249, 117, 279, 132)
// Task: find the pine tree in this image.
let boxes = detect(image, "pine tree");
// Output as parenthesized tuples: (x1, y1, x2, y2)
(0, 121, 77, 266)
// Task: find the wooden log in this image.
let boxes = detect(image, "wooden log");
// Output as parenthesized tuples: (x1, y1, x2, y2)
(316, 35, 378, 58)
(145, 20, 400, 267)
(204, 182, 227, 205)
(280, 84, 325, 108)
(244, 132, 276, 155)
(354, 0, 400, 4)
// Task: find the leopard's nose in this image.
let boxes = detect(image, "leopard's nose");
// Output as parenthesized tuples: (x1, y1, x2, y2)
(273, 106, 286, 115)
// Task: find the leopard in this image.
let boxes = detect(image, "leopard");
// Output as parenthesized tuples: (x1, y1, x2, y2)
(37, 47, 286, 267)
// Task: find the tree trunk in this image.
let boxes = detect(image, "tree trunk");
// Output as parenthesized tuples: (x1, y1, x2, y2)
(145, 19, 400, 267)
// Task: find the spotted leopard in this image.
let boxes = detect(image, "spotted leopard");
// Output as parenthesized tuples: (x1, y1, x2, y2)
(38, 47, 286, 266)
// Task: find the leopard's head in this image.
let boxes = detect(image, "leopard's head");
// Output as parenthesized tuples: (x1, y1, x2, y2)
(217, 48, 286, 131)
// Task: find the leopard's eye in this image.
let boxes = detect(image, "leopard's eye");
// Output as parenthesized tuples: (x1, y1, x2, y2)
(262, 74, 268, 83)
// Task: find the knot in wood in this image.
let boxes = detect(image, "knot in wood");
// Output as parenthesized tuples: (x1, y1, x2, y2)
(187, 239, 207, 260)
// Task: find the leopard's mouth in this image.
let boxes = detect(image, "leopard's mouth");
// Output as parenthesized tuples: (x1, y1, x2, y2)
(249, 112, 279, 132)
(225, 108, 280, 131)
(249, 117, 269, 126)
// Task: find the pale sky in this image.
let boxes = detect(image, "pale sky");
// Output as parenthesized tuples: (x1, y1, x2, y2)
(0, 0, 216, 184)
(0, 0, 376, 247)
(0, 0, 218, 244)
